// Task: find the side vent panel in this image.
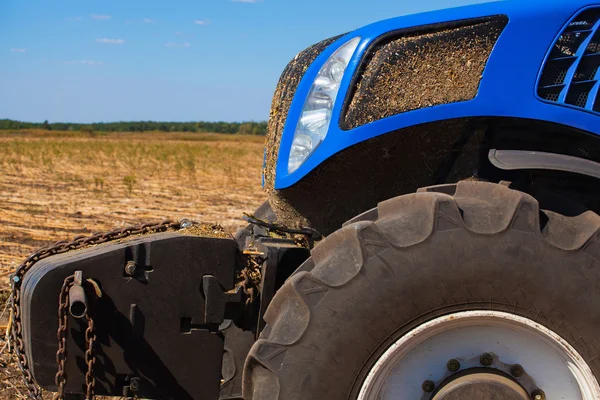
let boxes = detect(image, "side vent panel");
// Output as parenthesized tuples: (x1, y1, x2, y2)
(341, 16, 508, 130)
(538, 8, 600, 113)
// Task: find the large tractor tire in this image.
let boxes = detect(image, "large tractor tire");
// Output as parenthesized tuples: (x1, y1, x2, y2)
(243, 181, 600, 399)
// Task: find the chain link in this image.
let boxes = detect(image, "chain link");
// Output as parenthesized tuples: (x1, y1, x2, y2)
(84, 315, 96, 400)
(53, 275, 98, 400)
(54, 275, 73, 398)
(9, 220, 183, 400)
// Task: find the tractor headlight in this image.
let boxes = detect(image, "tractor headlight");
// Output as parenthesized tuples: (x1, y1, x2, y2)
(288, 37, 361, 173)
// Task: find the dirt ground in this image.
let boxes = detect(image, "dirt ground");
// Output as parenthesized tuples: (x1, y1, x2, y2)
(0, 130, 266, 399)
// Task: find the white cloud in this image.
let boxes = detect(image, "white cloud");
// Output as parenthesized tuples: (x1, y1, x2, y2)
(143, 18, 154, 23)
(165, 41, 191, 47)
(64, 60, 103, 65)
(10, 48, 26, 53)
(67, 17, 82, 21)
(194, 19, 209, 25)
(91, 14, 112, 20)
(95, 38, 125, 44)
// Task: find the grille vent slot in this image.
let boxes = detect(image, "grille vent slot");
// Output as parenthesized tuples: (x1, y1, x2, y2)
(538, 7, 600, 113)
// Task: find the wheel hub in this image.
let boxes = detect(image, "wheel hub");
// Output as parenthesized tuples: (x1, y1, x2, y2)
(358, 311, 600, 400)
(432, 373, 529, 400)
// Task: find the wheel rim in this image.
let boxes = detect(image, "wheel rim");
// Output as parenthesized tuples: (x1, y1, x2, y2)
(357, 310, 600, 400)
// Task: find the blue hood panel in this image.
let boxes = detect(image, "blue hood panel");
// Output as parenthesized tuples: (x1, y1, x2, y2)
(274, 0, 600, 189)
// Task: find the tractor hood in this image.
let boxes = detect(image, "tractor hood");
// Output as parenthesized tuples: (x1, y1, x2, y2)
(265, 0, 600, 190)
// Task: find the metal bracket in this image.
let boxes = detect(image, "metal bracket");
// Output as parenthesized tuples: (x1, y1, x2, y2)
(488, 149, 600, 179)
(202, 275, 245, 325)
(68, 270, 87, 319)
(253, 237, 311, 336)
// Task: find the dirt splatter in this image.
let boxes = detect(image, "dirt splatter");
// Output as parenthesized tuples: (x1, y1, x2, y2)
(343, 17, 507, 129)
(263, 35, 343, 196)
(180, 222, 229, 238)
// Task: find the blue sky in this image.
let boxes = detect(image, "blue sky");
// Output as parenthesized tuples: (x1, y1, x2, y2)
(0, 0, 490, 123)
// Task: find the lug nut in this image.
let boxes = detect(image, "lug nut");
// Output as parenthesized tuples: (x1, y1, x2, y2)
(422, 380, 435, 393)
(125, 261, 137, 276)
(479, 353, 494, 366)
(510, 364, 524, 378)
(531, 389, 545, 400)
(447, 359, 460, 372)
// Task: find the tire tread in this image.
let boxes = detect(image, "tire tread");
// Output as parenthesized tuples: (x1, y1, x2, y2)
(243, 182, 600, 399)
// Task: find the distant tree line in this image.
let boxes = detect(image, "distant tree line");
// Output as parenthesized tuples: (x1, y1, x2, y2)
(0, 119, 268, 135)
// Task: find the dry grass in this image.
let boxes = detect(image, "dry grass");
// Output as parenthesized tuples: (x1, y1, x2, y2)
(0, 129, 266, 399)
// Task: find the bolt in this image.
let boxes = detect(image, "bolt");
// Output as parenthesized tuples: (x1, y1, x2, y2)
(510, 364, 525, 378)
(480, 352, 494, 366)
(125, 261, 137, 276)
(531, 389, 545, 400)
(129, 377, 140, 392)
(447, 359, 460, 372)
(422, 380, 435, 393)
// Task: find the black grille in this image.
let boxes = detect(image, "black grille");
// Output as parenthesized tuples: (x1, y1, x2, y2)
(566, 8, 600, 32)
(550, 31, 591, 58)
(566, 81, 595, 107)
(574, 54, 600, 81)
(586, 31, 600, 53)
(539, 86, 563, 102)
(538, 7, 600, 113)
(539, 57, 575, 86)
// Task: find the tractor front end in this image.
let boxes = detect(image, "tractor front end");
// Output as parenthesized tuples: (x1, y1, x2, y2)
(265, 0, 600, 234)
(12, 1, 600, 399)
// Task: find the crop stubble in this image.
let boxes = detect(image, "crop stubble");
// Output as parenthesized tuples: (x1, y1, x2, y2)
(0, 130, 265, 399)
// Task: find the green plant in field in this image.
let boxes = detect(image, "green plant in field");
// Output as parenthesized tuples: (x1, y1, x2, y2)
(123, 175, 137, 196)
(223, 165, 238, 184)
(94, 176, 104, 190)
(41, 155, 54, 169)
(184, 157, 196, 176)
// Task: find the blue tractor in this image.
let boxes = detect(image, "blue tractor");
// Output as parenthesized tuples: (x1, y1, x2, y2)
(11, 1, 600, 399)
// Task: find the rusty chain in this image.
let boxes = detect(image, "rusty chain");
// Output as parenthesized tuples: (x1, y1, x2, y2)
(54, 275, 73, 398)
(9, 220, 184, 400)
(53, 275, 98, 400)
(84, 315, 97, 400)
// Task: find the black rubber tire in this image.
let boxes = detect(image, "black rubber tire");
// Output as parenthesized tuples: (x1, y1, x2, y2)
(220, 320, 256, 399)
(243, 181, 600, 399)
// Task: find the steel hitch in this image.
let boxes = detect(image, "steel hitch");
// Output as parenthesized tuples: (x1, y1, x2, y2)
(19, 231, 244, 400)
(68, 271, 87, 319)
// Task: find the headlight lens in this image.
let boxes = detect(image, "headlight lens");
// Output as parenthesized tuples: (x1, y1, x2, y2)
(287, 37, 361, 173)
